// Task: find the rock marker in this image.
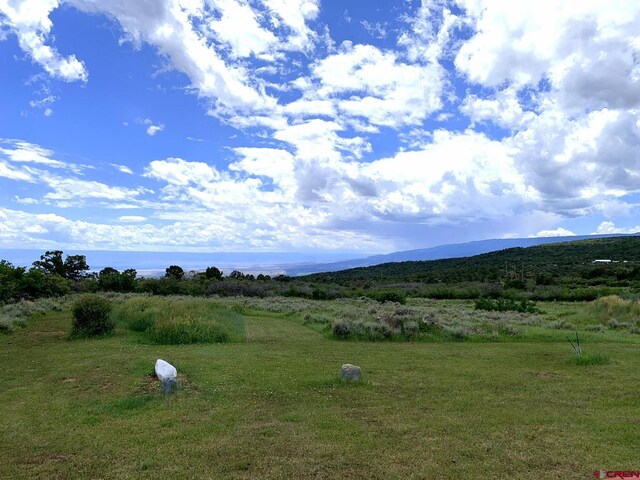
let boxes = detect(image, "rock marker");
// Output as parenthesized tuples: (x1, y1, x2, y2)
(155, 359, 178, 394)
(341, 363, 362, 382)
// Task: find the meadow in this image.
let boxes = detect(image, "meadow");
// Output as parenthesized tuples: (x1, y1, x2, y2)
(1, 294, 639, 479)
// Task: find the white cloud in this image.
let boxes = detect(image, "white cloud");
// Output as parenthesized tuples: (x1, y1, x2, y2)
(0, 0, 88, 82)
(2, 0, 277, 110)
(111, 163, 134, 174)
(0, 160, 35, 182)
(146, 124, 164, 136)
(145, 157, 220, 186)
(361, 129, 534, 221)
(361, 20, 386, 39)
(531, 228, 576, 238)
(0, 139, 69, 169)
(41, 174, 148, 201)
(510, 108, 640, 215)
(206, 0, 278, 58)
(593, 221, 640, 235)
(301, 42, 445, 127)
(455, 1, 640, 111)
(118, 215, 146, 222)
(260, 0, 319, 51)
(229, 147, 295, 189)
(29, 94, 58, 116)
(460, 87, 536, 130)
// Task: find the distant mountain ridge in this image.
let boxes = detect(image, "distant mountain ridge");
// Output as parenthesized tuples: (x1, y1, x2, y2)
(285, 233, 639, 275)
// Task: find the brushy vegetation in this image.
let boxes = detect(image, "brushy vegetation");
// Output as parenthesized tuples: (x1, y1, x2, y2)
(474, 297, 541, 313)
(70, 294, 114, 338)
(0, 296, 68, 332)
(111, 296, 245, 344)
(221, 295, 640, 343)
(223, 296, 542, 342)
(590, 295, 640, 324)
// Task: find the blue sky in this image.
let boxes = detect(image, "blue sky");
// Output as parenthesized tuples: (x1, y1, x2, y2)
(0, 0, 639, 254)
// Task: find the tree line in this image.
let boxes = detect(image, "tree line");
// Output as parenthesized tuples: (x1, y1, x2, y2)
(2, 236, 639, 305)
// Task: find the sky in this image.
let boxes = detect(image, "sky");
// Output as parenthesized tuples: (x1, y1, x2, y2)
(0, 0, 639, 255)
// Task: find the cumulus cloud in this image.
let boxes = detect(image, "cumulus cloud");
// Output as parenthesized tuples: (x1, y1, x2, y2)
(593, 221, 640, 235)
(531, 228, 576, 238)
(145, 157, 220, 186)
(298, 42, 445, 127)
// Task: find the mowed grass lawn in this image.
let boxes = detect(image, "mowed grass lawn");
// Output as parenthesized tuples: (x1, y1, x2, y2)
(1, 303, 639, 479)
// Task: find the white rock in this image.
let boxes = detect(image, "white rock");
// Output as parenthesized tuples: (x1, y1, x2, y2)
(155, 359, 177, 382)
(341, 363, 362, 381)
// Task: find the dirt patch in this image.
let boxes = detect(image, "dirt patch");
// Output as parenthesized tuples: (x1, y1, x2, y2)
(135, 371, 199, 396)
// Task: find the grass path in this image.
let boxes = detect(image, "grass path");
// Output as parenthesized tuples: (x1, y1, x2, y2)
(1, 308, 639, 478)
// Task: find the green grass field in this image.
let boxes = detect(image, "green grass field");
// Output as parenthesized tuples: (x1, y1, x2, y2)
(1, 298, 639, 479)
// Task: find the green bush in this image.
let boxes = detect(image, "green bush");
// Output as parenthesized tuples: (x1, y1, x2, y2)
(474, 297, 540, 313)
(71, 295, 114, 338)
(365, 290, 406, 304)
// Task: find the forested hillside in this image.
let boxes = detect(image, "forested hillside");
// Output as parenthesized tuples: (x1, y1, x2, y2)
(306, 236, 640, 288)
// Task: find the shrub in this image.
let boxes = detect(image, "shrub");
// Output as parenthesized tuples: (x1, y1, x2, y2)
(584, 324, 607, 333)
(607, 318, 629, 330)
(403, 320, 419, 337)
(442, 324, 472, 341)
(474, 297, 540, 314)
(548, 320, 576, 330)
(368, 322, 395, 340)
(365, 290, 407, 305)
(497, 324, 523, 336)
(71, 295, 114, 337)
(332, 319, 358, 339)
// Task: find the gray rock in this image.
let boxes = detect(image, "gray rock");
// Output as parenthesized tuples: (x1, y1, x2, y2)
(341, 363, 362, 381)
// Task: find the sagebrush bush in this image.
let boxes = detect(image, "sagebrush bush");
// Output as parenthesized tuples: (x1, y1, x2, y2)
(584, 324, 607, 333)
(548, 320, 576, 330)
(71, 294, 114, 337)
(607, 318, 629, 330)
(442, 324, 472, 341)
